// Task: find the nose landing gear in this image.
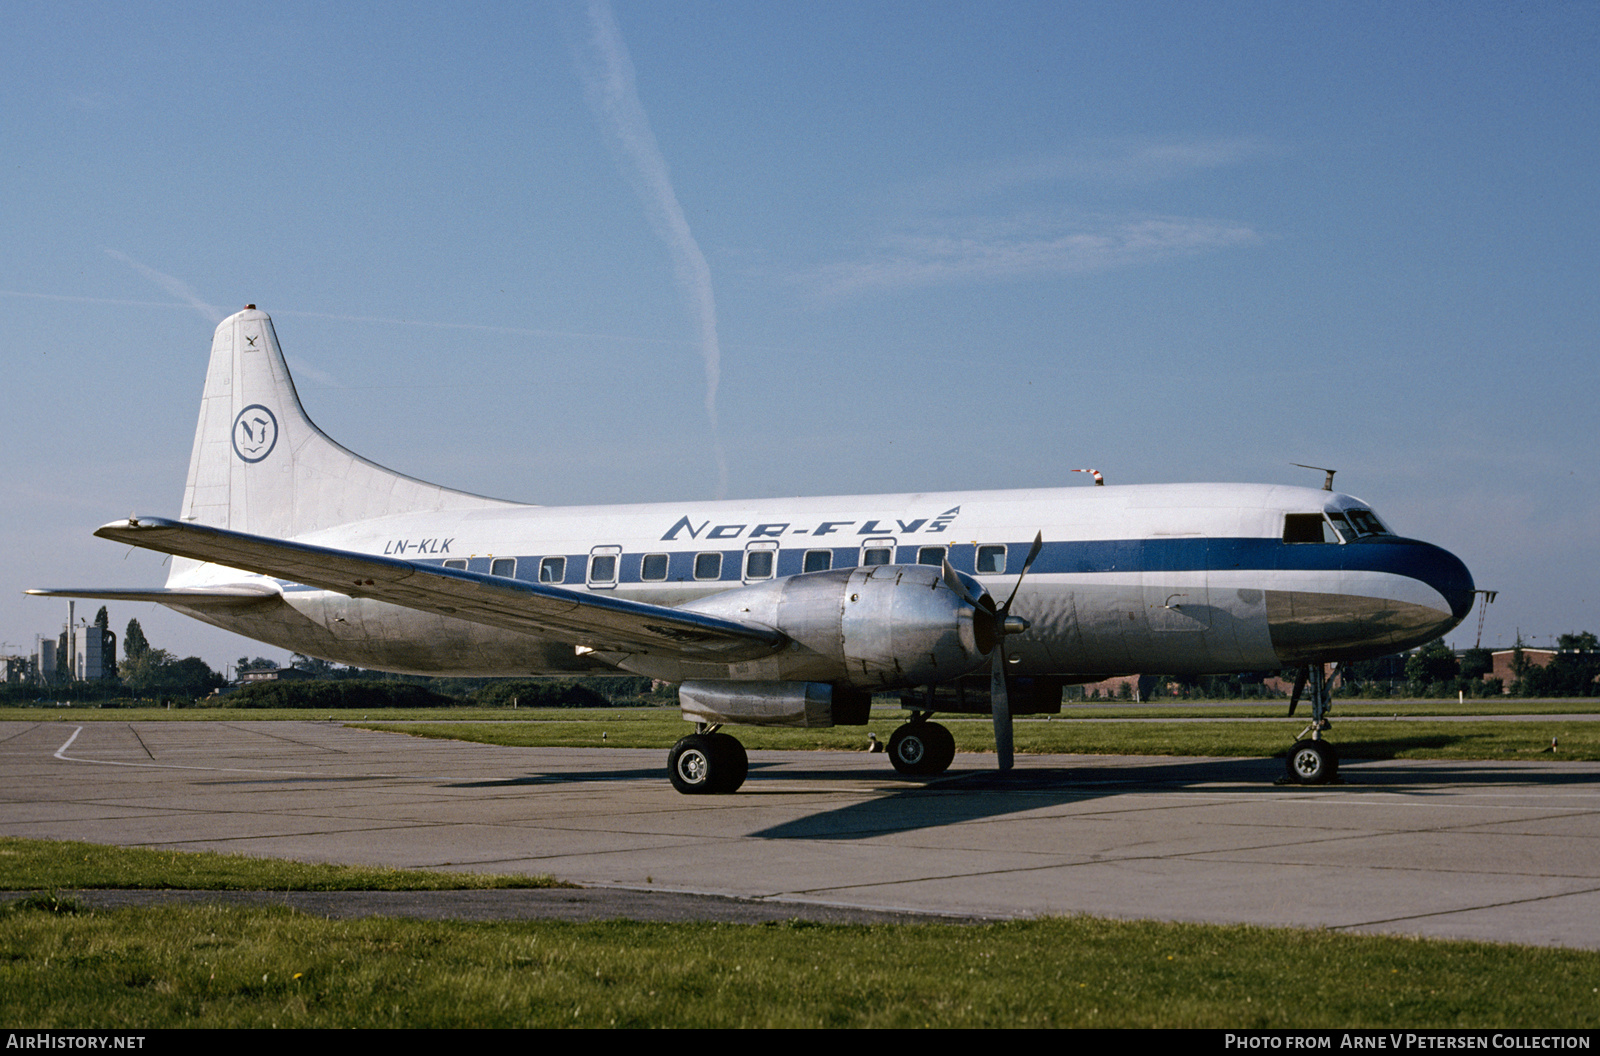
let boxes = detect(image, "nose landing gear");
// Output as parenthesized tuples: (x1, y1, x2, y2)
(1280, 663, 1342, 785)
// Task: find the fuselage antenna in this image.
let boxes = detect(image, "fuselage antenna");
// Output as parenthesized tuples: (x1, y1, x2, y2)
(1292, 464, 1336, 491)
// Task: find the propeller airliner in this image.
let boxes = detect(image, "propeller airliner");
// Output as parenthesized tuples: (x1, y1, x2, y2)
(31, 307, 1475, 792)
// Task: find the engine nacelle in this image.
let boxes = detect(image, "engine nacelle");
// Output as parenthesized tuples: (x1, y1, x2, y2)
(680, 564, 992, 689)
(678, 680, 872, 728)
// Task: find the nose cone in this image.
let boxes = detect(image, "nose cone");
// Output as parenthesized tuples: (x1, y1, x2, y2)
(1268, 538, 1475, 664)
(1410, 539, 1476, 624)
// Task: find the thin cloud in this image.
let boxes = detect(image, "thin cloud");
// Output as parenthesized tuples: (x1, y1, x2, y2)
(911, 137, 1277, 206)
(103, 249, 224, 324)
(0, 289, 699, 350)
(812, 213, 1261, 297)
(807, 137, 1275, 298)
(284, 356, 343, 389)
(575, 0, 728, 498)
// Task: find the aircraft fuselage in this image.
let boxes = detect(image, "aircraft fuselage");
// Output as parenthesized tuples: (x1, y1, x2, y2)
(171, 481, 1473, 682)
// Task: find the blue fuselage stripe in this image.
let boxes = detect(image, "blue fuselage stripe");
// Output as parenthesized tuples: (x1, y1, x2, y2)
(403, 536, 1473, 617)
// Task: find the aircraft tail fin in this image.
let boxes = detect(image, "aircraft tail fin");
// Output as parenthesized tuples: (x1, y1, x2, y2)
(179, 307, 518, 545)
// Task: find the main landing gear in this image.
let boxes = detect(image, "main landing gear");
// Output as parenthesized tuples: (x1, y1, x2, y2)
(1280, 662, 1341, 785)
(667, 727, 748, 794)
(667, 716, 959, 793)
(887, 717, 956, 777)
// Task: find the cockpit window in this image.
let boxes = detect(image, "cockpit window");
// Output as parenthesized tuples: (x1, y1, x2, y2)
(1311, 508, 1393, 542)
(1283, 513, 1334, 543)
(1345, 509, 1390, 537)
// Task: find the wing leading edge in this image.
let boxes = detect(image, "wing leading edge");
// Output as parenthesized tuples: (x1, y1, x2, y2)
(86, 517, 786, 662)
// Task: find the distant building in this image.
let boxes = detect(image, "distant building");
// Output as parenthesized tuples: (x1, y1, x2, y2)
(36, 637, 57, 686)
(0, 655, 32, 683)
(1487, 648, 1554, 688)
(1075, 674, 1159, 701)
(78, 626, 116, 680)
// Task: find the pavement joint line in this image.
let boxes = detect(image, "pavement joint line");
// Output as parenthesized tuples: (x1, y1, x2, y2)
(1329, 883, 1600, 933)
(13, 721, 1600, 947)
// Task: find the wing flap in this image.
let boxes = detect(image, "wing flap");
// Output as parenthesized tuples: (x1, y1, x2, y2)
(89, 517, 785, 661)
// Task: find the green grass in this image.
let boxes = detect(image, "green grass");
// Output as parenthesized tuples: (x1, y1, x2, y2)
(8, 700, 1594, 761)
(0, 838, 566, 892)
(357, 710, 1600, 762)
(4, 697, 1595, 724)
(6, 833, 1600, 1027)
(5, 900, 1599, 1027)
(1065, 699, 1600, 718)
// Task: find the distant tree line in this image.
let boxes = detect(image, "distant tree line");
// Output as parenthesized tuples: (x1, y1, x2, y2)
(1073, 632, 1600, 702)
(13, 606, 1594, 707)
(2, 612, 676, 709)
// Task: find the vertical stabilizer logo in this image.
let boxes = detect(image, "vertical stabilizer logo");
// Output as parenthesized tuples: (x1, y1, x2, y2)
(232, 404, 279, 463)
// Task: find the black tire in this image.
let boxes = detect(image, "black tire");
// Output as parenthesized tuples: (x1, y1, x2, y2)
(668, 733, 748, 794)
(706, 732, 748, 793)
(669, 734, 716, 794)
(888, 722, 955, 776)
(1285, 738, 1339, 785)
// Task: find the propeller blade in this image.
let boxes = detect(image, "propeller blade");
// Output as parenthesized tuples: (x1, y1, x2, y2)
(940, 557, 983, 609)
(991, 647, 1014, 770)
(1287, 665, 1308, 717)
(1000, 532, 1044, 614)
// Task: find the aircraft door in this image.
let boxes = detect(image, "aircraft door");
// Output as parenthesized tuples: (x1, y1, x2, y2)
(860, 537, 896, 567)
(1141, 535, 1211, 633)
(743, 540, 778, 583)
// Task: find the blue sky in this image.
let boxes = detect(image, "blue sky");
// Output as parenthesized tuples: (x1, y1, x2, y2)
(3, 1, 1595, 673)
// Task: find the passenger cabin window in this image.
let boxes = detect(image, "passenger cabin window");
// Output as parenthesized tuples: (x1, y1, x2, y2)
(539, 556, 566, 584)
(803, 549, 832, 573)
(917, 546, 947, 567)
(694, 552, 722, 580)
(1283, 514, 1334, 544)
(640, 553, 669, 581)
(862, 545, 893, 566)
(976, 545, 1006, 574)
(588, 553, 617, 585)
(443, 559, 467, 570)
(490, 558, 515, 578)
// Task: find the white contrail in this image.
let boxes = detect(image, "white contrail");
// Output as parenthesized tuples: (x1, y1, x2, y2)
(103, 249, 224, 324)
(576, 0, 728, 498)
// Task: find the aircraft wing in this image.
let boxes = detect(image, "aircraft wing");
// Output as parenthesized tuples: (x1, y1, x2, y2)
(85, 517, 787, 662)
(25, 585, 282, 609)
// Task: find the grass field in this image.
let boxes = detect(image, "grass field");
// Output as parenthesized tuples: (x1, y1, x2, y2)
(353, 707, 1600, 763)
(6, 701, 1598, 763)
(5, 707, 1598, 1028)
(4, 838, 1598, 1029)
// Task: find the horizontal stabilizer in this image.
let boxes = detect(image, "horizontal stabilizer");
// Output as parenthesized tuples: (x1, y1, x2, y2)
(25, 584, 281, 608)
(90, 517, 786, 662)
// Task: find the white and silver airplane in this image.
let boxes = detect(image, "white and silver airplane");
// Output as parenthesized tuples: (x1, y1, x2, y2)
(32, 307, 1475, 792)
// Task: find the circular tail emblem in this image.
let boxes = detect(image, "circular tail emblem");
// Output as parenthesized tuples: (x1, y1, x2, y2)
(232, 404, 279, 463)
